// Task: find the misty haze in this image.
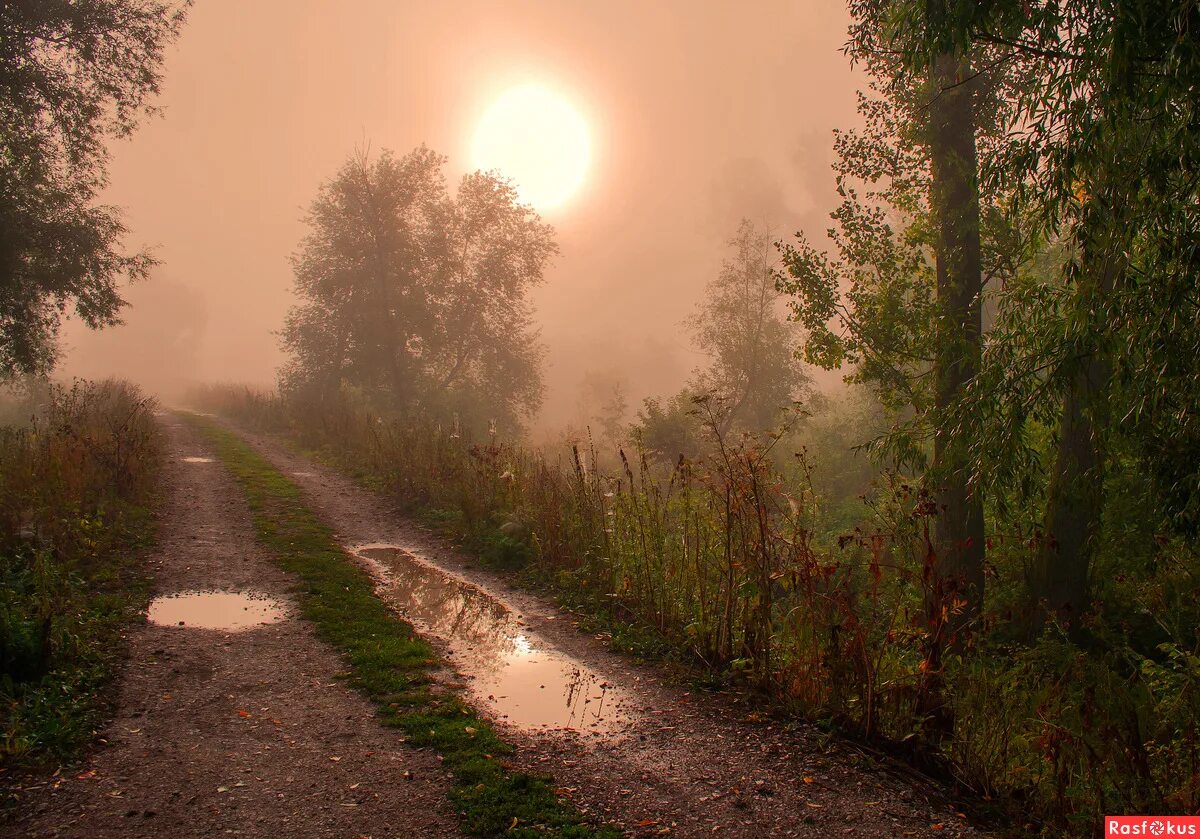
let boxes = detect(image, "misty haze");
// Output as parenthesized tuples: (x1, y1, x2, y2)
(3, 2, 1198, 838)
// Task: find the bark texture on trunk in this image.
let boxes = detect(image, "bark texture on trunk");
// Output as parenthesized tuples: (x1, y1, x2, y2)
(927, 46, 986, 639)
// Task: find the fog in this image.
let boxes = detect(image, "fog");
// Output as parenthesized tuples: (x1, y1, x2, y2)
(61, 0, 861, 431)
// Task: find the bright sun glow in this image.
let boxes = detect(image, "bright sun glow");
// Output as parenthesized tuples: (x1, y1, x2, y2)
(471, 84, 591, 211)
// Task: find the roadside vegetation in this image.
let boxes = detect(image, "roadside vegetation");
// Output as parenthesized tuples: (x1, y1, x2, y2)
(0, 379, 161, 773)
(189, 375, 1200, 837)
(185, 414, 616, 838)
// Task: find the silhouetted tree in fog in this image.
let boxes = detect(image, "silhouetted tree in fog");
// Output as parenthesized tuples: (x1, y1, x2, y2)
(688, 219, 809, 434)
(281, 147, 555, 434)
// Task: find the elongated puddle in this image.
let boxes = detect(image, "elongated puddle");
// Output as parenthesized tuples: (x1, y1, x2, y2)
(353, 545, 638, 737)
(148, 591, 286, 631)
(182, 456, 213, 463)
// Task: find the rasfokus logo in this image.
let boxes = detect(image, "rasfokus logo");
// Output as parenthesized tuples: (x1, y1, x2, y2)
(1106, 817, 1200, 836)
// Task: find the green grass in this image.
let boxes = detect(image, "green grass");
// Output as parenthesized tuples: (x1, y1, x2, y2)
(185, 414, 616, 839)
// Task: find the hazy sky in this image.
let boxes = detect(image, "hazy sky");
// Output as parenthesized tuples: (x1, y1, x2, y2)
(63, 0, 862, 429)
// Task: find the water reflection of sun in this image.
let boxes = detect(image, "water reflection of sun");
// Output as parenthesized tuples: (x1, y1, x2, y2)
(511, 632, 535, 656)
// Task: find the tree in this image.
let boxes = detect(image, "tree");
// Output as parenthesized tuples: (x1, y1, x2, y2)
(922, 1, 987, 635)
(932, 0, 1200, 626)
(689, 219, 810, 435)
(0, 0, 188, 376)
(634, 389, 704, 462)
(776, 1, 1017, 635)
(281, 147, 555, 434)
(578, 370, 629, 446)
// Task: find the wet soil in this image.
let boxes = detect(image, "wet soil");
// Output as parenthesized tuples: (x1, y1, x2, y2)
(234, 424, 986, 838)
(354, 544, 637, 736)
(3, 415, 459, 839)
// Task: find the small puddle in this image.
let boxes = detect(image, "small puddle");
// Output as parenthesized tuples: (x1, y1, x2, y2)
(147, 591, 286, 631)
(353, 545, 638, 737)
(182, 456, 213, 463)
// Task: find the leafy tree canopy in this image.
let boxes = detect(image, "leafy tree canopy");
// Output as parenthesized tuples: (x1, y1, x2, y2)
(281, 147, 556, 435)
(0, 0, 188, 375)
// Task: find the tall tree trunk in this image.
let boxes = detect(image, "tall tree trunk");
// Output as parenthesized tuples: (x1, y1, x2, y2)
(927, 46, 986, 641)
(1031, 226, 1123, 632)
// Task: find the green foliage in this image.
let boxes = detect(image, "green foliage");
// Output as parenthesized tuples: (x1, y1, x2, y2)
(0, 379, 160, 768)
(0, 1, 189, 376)
(187, 415, 614, 838)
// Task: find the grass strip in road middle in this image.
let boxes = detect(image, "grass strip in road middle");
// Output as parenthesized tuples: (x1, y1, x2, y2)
(185, 414, 615, 839)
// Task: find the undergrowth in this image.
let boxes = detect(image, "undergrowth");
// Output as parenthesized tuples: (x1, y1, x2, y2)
(1, 379, 161, 776)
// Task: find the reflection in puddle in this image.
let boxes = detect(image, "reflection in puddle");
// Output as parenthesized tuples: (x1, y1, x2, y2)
(354, 545, 637, 736)
(148, 590, 286, 631)
(182, 456, 213, 463)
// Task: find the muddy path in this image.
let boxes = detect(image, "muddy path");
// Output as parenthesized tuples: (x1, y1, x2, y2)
(232, 423, 983, 838)
(4, 415, 459, 839)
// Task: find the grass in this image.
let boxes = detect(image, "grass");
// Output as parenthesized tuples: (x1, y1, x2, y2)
(184, 414, 617, 839)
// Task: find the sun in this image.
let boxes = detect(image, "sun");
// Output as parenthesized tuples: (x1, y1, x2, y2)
(471, 83, 591, 211)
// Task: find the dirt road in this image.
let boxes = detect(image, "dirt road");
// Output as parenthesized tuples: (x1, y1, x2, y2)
(5, 414, 458, 839)
(232, 423, 983, 839)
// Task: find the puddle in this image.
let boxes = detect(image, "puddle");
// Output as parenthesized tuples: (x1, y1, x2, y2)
(147, 590, 286, 631)
(182, 456, 214, 463)
(353, 545, 638, 736)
